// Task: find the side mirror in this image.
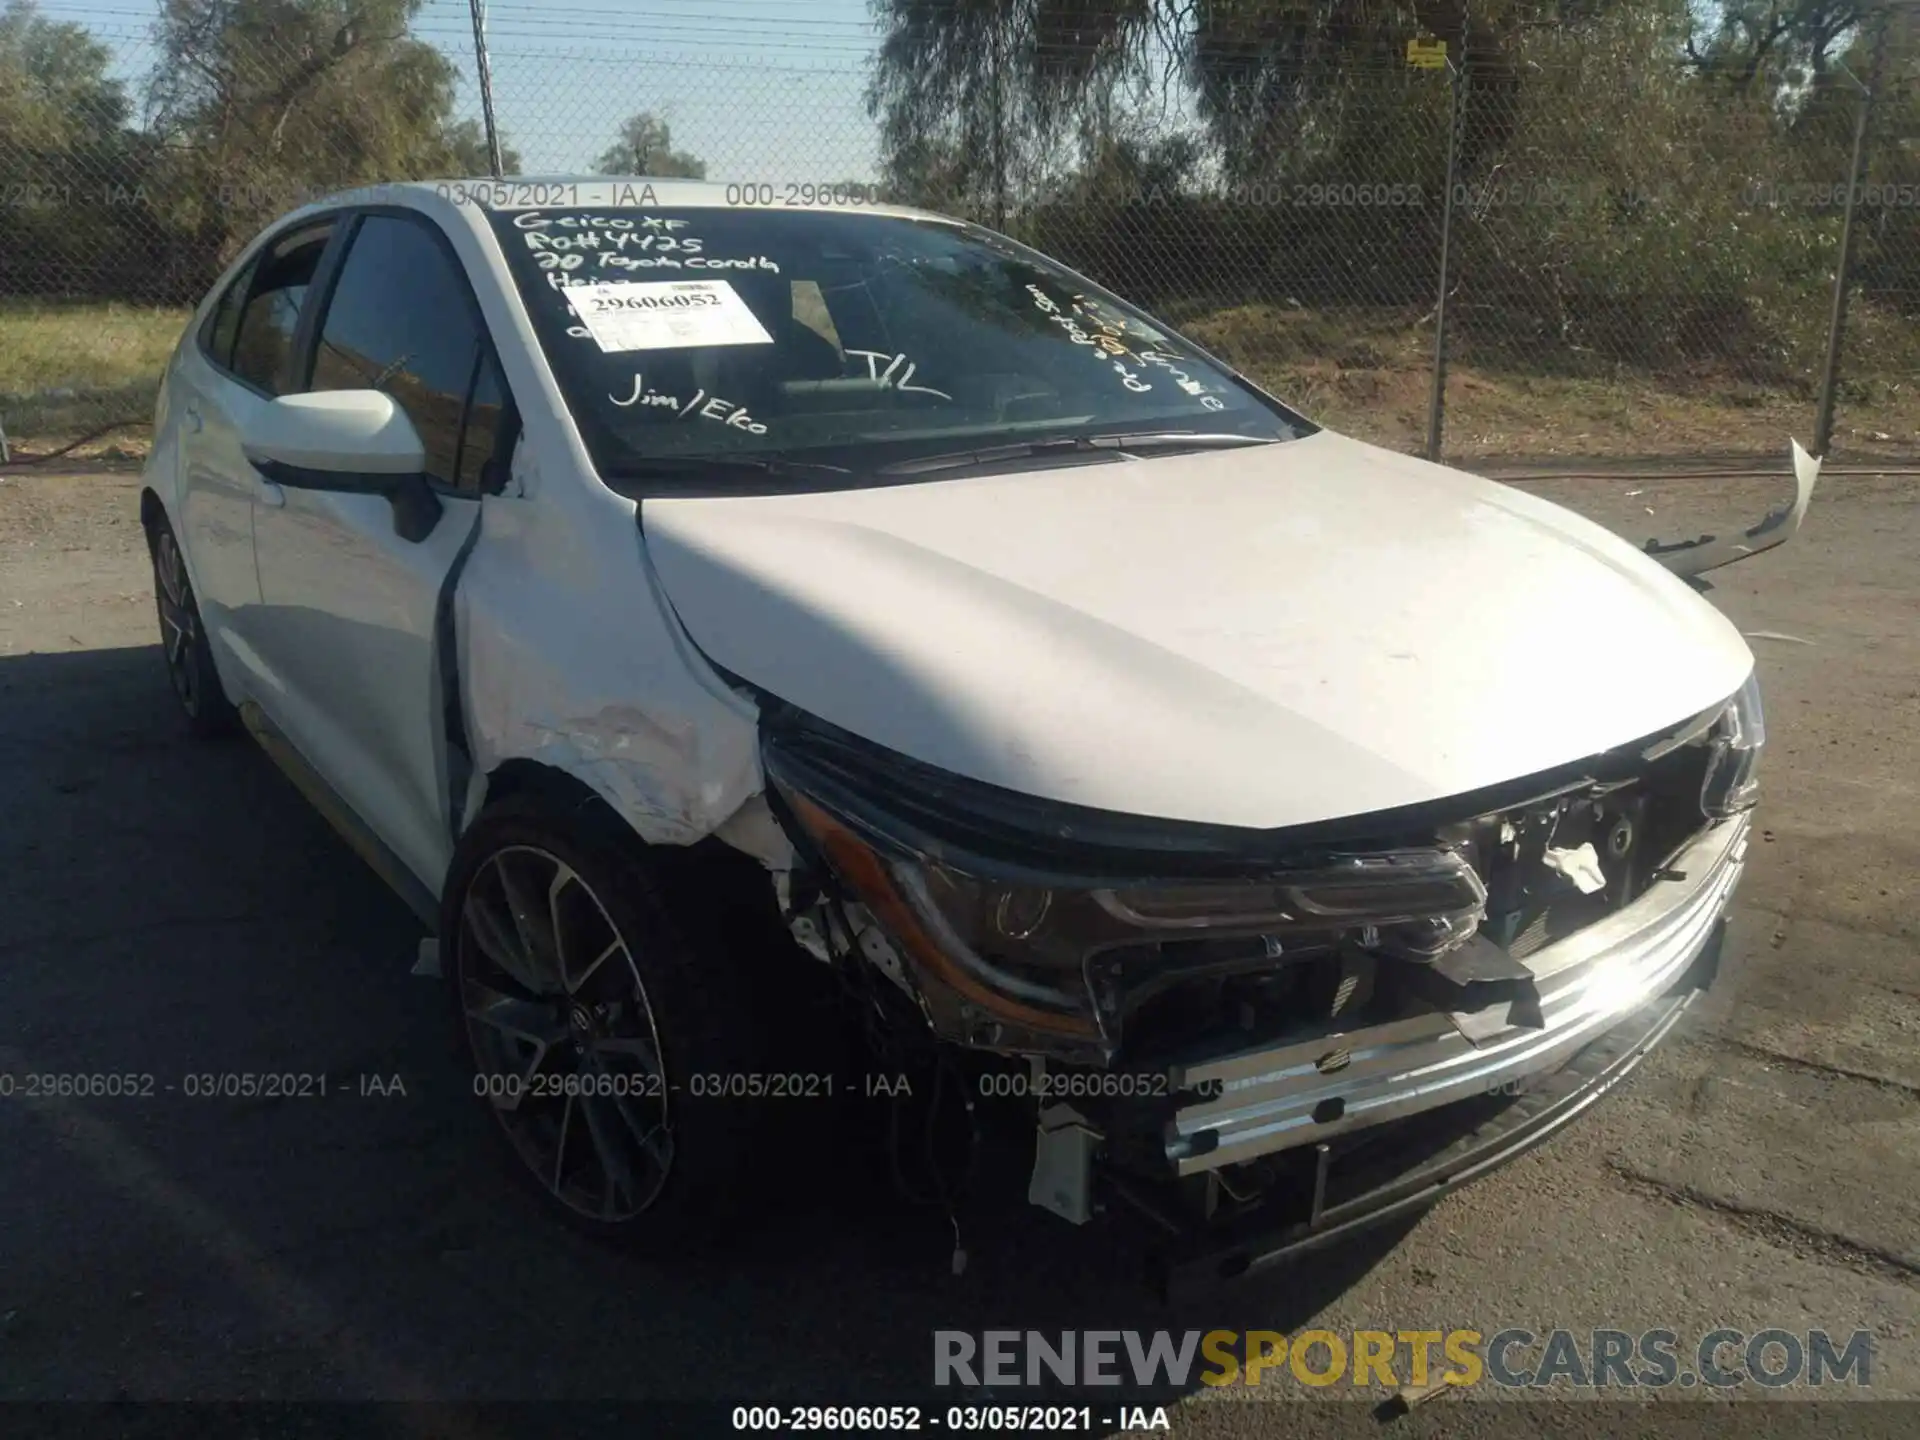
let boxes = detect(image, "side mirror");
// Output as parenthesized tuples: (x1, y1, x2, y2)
(242, 391, 443, 542)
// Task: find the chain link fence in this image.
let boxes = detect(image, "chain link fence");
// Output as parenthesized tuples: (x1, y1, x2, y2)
(1846, 29, 1920, 457)
(3, 1, 1917, 471)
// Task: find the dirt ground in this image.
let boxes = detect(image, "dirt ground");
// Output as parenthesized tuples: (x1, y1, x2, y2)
(0, 460, 1915, 1431)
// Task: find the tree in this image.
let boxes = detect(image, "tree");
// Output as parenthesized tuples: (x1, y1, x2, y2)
(144, 1, 517, 291)
(1684, 1, 1869, 93)
(594, 111, 707, 178)
(0, 0, 130, 146)
(443, 116, 522, 177)
(0, 1, 152, 299)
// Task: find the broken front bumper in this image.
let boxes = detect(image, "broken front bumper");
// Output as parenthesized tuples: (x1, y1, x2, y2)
(1163, 811, 1748, 1175)
(1153, 944, 1720, 1295)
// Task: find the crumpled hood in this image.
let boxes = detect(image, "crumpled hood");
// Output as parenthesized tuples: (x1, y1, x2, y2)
(641, 431, 1753, 830)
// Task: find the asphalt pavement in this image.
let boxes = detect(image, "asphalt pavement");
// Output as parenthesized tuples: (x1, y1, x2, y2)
(0, 464, 1914, 1432)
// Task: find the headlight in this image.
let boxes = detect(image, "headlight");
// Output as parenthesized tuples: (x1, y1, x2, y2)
(768, 740, 1488, 1060)
(1700, 669, 1765, 817)
(779, 788, 1102, 1044)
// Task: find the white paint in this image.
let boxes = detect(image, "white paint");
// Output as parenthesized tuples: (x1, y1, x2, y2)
(151, 181, 774, 904)
(843, 349, 953, 400)
(143, 174, 1797, 917)
(1137, 349, 1226, 408)
(645, 430, 1758, 831)
(451, 445, 764, 857)
(609, 373, 680, 409)
(607, 374, 766, 432)
(1646, 440, 1822, 578)
(248, 475, 480, 891)
(241, 391, 426, 475)
(565, 279, 772, 353)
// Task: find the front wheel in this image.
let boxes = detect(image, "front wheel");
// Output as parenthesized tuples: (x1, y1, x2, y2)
(443, 794, 778, 1241)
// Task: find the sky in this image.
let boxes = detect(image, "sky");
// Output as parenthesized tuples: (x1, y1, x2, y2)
(37, 0, 890, 179)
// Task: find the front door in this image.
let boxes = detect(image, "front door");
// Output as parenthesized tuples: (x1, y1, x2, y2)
(247, 210, 514, 895)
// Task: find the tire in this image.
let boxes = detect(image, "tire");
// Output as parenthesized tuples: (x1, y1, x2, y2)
(442, 791, 786, 1244)
(148, 516, 239, 739)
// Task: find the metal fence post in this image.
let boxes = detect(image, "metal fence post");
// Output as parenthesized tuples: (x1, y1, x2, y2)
(1813, 20, 1887, 459)
(1426, 54, 1465, 463)
(991, 20, 1007, 229)
(468, 0, 506, 179)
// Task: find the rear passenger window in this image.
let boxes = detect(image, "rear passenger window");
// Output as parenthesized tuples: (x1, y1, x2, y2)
(199, 257, 256, 369)
(309, 213, 503, 490)
(230, 225, 331, 394)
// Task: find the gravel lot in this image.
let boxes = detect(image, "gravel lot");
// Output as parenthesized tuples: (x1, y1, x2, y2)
(0, 461, 1914, 1431)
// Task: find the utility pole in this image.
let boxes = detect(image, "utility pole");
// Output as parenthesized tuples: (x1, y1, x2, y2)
(468, 0, 505, 178)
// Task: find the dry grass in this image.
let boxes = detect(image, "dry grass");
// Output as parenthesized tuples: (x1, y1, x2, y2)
(0, 300, 191, 461)
(1180, 301, 1920, 461)
(2, 297, 1915, 466)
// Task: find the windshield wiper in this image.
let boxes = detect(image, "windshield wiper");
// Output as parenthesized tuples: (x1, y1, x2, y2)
(876, 431, 1275, 477)
(1087, 430, 1280, 453)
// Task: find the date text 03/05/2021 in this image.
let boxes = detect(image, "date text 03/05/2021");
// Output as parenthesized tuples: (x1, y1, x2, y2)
(730, 1406, 1171, 1433)
(0, 1072, 407, 1100)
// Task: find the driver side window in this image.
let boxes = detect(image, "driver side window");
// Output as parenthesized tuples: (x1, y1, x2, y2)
(308, 213, 510, 491)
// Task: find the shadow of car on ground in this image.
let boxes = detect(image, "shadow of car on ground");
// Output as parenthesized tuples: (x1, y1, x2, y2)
(0, 643, 1426, 1427)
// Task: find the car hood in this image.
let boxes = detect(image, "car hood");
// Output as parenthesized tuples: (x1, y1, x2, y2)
(641, 431, 1753, 831)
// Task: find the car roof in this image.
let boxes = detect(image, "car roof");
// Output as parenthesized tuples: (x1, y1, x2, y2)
(272, 174, 952, 229)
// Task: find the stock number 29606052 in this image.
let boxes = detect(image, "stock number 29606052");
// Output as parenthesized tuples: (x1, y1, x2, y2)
(473, 1072, 664, 1101)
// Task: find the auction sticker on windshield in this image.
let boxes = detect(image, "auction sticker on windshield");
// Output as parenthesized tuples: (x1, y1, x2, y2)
(565, 279, 774, 353)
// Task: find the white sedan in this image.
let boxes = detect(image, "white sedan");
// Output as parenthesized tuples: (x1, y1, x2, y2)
(140, 177, 1815, 1287)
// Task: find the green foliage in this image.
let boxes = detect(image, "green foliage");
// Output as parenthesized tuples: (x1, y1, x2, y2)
(0, 2, 152, 302)
(143, 0, 522, 288)
(0, 0, 128, 145)
(1, 0, 522, 303)
(594, 112, 707, 179)
(4, 0, 1916, 400)
(442, 117, 523, 179)
(868, 0, 1920, 378)
(1684, 0, 1869, 91)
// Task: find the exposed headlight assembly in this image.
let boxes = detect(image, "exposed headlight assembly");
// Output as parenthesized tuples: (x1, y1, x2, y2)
(1700, 669, 1765, 818)
(765, 732, 1488, 1062)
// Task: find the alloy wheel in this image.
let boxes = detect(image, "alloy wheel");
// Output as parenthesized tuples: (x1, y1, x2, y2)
(458, 844, 675, 1221)
(153, 531, 201, 715)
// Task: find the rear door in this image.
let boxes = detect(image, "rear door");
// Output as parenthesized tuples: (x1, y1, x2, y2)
(172, 218, 339, 693)
(247, 208, 515, 895)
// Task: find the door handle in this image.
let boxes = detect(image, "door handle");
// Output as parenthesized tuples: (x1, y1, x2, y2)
(184, 405, 203, 434)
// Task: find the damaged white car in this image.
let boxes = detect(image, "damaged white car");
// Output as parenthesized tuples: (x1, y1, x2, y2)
(140, 179, 1817, 1289)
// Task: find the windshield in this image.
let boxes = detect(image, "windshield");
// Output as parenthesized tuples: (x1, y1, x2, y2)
(488, 206, 1310, 490)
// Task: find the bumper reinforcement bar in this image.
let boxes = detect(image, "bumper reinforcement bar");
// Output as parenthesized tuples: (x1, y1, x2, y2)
(1151, 921, 1724, 1299)
(1163, 813, 1749, 1175)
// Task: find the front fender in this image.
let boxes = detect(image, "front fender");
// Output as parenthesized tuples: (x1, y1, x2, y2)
(452, 488, 767, 852)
